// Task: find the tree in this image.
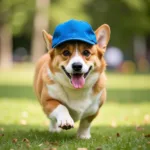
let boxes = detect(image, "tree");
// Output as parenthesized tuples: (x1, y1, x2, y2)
(0, 0, 13, 68)
(0, 24, 12, 68)
(82, 0, 150, 61)
(0, 0, 34, 68)
(31, 0, 50, 63)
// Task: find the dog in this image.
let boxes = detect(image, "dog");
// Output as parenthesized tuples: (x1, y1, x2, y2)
(34, 19, 110, 139)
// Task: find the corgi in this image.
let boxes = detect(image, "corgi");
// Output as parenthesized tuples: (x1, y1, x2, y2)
(34, 20, 110, 139)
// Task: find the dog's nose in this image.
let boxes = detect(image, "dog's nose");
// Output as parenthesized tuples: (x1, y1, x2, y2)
(72, 62, 82, 72)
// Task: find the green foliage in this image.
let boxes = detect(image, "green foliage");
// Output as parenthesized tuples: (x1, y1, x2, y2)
(1, 0, 150, 57)
(50, 0, 90, 33)
(49, 0, 150, 54)
(83, 0, 150, 50)
(0, 0, 35, 35)
(122, 0, 147, 11)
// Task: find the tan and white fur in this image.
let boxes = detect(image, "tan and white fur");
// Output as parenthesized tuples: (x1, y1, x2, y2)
(34, 24, 110, 139)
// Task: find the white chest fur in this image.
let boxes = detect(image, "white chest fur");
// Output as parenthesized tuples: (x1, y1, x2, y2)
(47, 82, 103, 122)
(47, 68, 103, 121)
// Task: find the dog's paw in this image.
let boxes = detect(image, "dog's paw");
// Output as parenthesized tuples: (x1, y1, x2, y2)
(57, 116, 74, 130)
(77, 133, 91, 139)
(77, 126, 91, 139)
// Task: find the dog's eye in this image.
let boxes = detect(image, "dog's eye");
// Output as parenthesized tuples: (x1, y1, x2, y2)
(82, 50, 90, 57)
(62, 50, 71, 56)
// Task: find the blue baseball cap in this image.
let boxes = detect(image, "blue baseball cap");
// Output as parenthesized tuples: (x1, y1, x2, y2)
(52, 19, 97, 48)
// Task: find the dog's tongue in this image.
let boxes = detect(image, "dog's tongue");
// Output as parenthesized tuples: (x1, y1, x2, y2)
(71, 74, 85, 89)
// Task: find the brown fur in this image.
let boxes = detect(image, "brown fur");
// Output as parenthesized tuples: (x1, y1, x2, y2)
(34, 43, 107, 118)
(34, 24, 110, 130)
(34, 54, 60, 115)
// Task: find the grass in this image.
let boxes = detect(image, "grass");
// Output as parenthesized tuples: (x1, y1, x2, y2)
(0, 65, 150, 150)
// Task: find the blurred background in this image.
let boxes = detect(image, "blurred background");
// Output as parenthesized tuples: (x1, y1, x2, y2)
(0, 0, 150, 72)
(0, 1, 150, 149)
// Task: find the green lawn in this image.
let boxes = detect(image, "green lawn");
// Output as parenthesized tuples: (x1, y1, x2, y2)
(0, 65, 150, 150)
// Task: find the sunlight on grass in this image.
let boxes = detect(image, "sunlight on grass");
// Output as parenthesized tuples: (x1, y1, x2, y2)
(0, 98, 47, 125)
(107, 73, 150, 89)
(0, 99, 149, 127)
(0, 65, 150, 90)
(0, 64, 34, 85)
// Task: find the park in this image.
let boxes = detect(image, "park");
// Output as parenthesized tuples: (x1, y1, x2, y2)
(0, 0, 150, 150)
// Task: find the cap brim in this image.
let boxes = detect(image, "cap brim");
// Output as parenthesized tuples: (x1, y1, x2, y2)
(52, 37, 97, 48)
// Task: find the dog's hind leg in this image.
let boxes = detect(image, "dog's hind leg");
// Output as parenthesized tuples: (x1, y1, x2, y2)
(77, 118, 92, 139)
(77, 89, 106, 139)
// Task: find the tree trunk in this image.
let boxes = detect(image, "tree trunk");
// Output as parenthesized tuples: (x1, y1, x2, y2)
(31, 0, 50, 63)
(0, 24, 13, 68)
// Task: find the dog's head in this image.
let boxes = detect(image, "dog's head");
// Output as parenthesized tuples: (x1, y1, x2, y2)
(42, 24, 110, 89)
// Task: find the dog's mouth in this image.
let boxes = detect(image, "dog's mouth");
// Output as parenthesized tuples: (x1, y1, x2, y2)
(62, 66, 92, 89)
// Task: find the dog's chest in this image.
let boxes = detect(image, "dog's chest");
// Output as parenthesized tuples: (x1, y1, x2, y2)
(47, 83, 102, 121)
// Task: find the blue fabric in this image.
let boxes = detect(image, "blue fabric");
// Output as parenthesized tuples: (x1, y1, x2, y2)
(52, 19, 97, 48)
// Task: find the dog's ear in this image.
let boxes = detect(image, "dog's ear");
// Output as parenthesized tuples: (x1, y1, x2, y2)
(42, 30, 52, 50)
(95, 24, 110, 51)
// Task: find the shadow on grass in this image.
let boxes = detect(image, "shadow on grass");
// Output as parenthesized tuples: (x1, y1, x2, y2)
(0, 85, 150, 103)
(0, 124, 150, 140)
(0, 85, 35, 99)
(0, 124, 150, 144)
(0, 124, 76, 142)
(0, 124, 150, 150)
(107, 89, 150, 103)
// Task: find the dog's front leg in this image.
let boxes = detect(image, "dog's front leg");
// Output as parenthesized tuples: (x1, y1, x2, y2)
(43, 100, 74, 132)
(50, 104, 74, 130)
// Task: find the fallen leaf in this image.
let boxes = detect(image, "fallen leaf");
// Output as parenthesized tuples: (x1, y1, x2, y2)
(12, 138, 18, 143)
(0, 133, 4, 137)
(145, 134, 150, 138)
(77, 148, 88, 150)
(22, 138, 30, 143)
(116, 133, 120, 137)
